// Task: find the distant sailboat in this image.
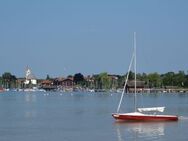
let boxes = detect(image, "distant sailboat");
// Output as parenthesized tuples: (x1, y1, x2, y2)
(112, 32, 178, 121)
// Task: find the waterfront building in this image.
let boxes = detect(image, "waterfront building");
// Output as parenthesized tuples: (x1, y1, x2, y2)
(24, 67, 37, 89)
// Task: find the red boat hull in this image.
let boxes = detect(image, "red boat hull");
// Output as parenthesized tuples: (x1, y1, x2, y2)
(112, 113, 178, 122)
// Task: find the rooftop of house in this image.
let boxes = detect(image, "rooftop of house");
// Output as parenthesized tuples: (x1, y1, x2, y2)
(127, 80, 145, 88)
(41, 80, 53, 84)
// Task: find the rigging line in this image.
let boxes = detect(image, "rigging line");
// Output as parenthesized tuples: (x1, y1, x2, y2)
(117, 50, 135, 113)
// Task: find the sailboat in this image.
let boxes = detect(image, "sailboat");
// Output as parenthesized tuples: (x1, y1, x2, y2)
(112, 32, 178, 121)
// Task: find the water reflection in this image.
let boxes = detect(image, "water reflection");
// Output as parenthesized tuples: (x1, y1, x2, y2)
(24, 94, 37, 118)
(114, 122, 168, 141)
(24, 110, 37, 118)
(25, 94, 37, 103)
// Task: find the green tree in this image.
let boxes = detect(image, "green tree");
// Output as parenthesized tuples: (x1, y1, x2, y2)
(147, 72, 161, 88)
(174, 71, 186, 87)
(117, 75, 126, 88)
(2, 72, 17, 89)
(184, 73, 188, 88)
(46, 74, 50, 80)
(93, 75, 100, 89)
(128, 71, 135, 80)
(0, 76, 2, 86)
(162, 72, 175, 87)
(73, 73, 85, 86)
(10, 75, 17, 88)
(98, 72, 111, 90)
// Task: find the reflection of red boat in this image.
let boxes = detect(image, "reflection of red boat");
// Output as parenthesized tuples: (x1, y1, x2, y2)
(112, 112, 178, 121)
(112, 33, 178, 122)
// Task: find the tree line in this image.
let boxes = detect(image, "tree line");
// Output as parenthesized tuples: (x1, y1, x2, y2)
(85, 71, 188, 90)
(1, 70, 188, 89)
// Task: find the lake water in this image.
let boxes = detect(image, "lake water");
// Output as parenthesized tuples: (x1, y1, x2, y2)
(0, 91, 187, 141)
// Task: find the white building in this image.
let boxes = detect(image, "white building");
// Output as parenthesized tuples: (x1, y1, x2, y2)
(24, 67, 37, 86)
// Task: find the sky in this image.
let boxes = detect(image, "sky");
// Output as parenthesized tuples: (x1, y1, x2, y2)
(0, 0, 188, 78)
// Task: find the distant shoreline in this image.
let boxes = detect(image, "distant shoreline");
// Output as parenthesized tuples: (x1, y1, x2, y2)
(1, 87, 188, 94)
(1, 70, 188, 93)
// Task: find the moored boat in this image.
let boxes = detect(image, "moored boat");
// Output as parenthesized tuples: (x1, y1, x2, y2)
(112, 32, 178, 122)
(112, 112, 178, 121)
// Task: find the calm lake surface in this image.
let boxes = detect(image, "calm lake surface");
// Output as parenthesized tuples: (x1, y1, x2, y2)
(0, 91, 187, 141)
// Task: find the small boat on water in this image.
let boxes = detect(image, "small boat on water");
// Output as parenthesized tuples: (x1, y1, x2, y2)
(112, 32, 178, 122)
(112, 112, 178, 121)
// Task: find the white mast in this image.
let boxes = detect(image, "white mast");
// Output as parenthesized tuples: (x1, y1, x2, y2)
(134, 32, 137, 112)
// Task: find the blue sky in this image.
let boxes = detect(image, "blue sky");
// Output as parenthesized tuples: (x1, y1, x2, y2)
(0, 0, 188, 78)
